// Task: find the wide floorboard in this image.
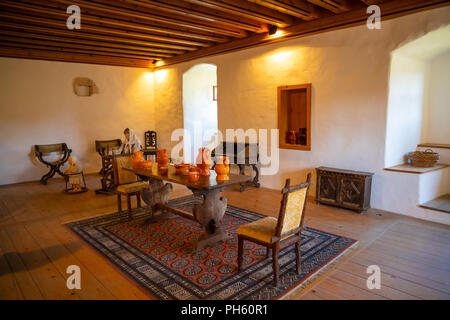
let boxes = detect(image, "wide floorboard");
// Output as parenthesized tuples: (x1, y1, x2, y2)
(0, 175, 449, 300)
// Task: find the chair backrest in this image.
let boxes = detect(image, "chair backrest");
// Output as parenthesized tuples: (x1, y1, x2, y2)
(34, 143, 71, 166)
(275, 173, 312, 238)
(95, 139, 122, 156)
(112, 154, 137, 185)
(144, 131, 157, 149)
(34, 143, 68, 155)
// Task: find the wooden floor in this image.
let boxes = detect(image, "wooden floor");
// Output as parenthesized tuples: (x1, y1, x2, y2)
(0, 175, 449, 300)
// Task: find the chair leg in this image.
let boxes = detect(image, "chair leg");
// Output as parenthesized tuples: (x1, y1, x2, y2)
(266, 247, 270, 259)
(117, 194, 122, 212)
(237, 236, 244, 272)
(295, 240, 301, 275)
(127, 194, 132, 219)
(136, 192, 142, 208)
(272, 243, 279, 287)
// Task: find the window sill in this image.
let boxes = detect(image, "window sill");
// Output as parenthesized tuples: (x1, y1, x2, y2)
(383, 163, 449, 174)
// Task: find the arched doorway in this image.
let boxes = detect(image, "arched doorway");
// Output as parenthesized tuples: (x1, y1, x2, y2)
(182, 64, 218, 162)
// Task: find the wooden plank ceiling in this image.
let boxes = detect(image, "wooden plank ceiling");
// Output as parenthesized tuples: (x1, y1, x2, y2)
(0, 0, 448, 69)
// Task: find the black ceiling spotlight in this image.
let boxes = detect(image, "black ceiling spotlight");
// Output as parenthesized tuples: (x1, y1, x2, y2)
(268, 25, 278, 35)
(152, 59, 158, 65)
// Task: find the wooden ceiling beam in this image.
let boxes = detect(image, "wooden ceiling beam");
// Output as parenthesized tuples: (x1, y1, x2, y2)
(155, 0, 450, 69)
(0, 46, 152, 68)
(0, 42, 160, 61)
(101, 0, 268, 33)
(183, 0, 295, 27)
(247, 0, 319, 20)
(0, 21, 198, 51)
(306, 0, 354, 14)
(44, 0, 248, 37)
(1, 1, 229, 43)
(0, 36, 173, 59)
(0, 29, 185, 55)
(359, 0, 383, 4)
(0, 12, 211, 48)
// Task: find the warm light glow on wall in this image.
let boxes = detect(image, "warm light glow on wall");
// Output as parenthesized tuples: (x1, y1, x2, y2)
(270, 50, 293, 63)
(142, 71, 153, 83)
(155, 69, 168, 82)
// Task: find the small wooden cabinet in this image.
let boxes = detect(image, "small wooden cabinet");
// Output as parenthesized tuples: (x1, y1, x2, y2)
(315, 167, 374, 213)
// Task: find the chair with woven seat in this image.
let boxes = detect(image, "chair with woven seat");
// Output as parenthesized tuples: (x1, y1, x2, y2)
(112, 154, 149, 219)
(237, 173, 312, 287)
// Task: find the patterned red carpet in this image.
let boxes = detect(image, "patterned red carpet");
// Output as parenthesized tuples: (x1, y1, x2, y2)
(66, 196, 358, 299)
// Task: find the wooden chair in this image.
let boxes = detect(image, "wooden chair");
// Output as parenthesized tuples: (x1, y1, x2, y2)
(95, 139, 121, 194)
(34, 143, 72, 185)
(112, 154, 149, 219)
(237, 173, 312, 287)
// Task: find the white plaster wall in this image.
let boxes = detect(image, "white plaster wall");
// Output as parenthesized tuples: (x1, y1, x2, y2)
(384, 54, 429, 167)
(0, 58, 155, 185)
(419, 168, 448, 203)
(423, 51, 450, 144)
(151, 7, 450, 224)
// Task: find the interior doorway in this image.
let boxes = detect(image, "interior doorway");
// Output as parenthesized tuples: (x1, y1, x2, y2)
(182, 63, 218, 163)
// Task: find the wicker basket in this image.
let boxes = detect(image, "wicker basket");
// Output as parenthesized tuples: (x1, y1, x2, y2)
(408, 149, 439, 168)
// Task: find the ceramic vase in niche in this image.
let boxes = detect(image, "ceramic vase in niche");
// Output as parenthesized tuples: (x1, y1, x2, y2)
(286, 130, 297, 144)
(196, 147, 211, 176)
(215, 156, 230, 181)
(297, 128, 307, 145)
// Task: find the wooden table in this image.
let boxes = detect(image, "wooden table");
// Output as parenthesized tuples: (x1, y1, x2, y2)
(129, 164, 252, 251)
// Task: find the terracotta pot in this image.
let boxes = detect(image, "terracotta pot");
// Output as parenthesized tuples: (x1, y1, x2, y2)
(196, 163, 210, 176)
(157, 149, 169, 167)
(196, 147, 211, 176)
(175, 163, 191, 174)
(188, 167, 200, 182)
(215, 156, 230, 181)
(132, 151, 144, 169)
(140, 160, 152, 169)
(159, 166, 168, 175)
(179, 165, 190, 175)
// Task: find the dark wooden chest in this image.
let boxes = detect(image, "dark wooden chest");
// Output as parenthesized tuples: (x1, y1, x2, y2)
(315, 167, 374, 213)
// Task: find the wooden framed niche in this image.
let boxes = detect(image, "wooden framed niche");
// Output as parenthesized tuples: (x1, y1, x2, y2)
(278, 83, 311, 151)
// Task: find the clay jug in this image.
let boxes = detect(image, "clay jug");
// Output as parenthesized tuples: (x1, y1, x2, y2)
(215, 156, 230, 181)
(196, 147, 211, 176)
(156, 149, 169, 167)
(132, 151, 144, 169)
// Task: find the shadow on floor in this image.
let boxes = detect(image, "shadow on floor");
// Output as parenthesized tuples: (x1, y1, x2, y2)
(0, 241, 83, 276)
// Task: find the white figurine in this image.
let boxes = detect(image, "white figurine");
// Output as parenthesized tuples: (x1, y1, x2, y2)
(118, 128, 142, 154)
(65, 156, 83, 191)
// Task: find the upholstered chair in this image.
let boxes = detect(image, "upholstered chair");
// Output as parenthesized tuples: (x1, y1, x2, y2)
(112, 154, 149, 219)
(237, 173, 312, 287)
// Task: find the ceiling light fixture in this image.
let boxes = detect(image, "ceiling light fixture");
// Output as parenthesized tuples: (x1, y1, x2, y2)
(268, 25, 278, 35)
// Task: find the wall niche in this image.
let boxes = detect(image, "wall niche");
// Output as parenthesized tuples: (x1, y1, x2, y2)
(277, 83, 311, 151)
